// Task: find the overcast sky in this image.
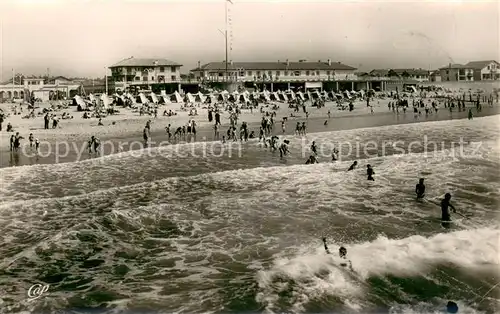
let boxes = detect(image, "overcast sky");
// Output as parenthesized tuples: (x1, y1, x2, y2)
(0, 0, 498, 79)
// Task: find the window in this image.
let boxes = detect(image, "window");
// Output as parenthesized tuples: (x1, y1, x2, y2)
(218, 72, 224, 77)
(143, 77, 148, 81)
(446, 70, 449, 75)
(268, 71, 272, 75)
(160, 67, 165, 72)
(248, 71, 252, 76)
(294, 71, 301, 76)
(326, 71, 330, 75)
(306, 71, 310, 76)
(276, 71, 280, 76)
(316, 70, 320, 75)
(171, 75, 176, 81)
(257, 71, 261, 76)
(285, 71, 288, 76)
(171, 66, 176, 72)
(239, 71, 245, 77)
(487, 66, 490, 70)
(135, 77, 140, 81)
(151, 76, 154, 81)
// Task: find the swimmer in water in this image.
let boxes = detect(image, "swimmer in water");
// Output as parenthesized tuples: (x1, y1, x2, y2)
(347, 160, 358, 171)
(305, 155, 318, 164)
(322, 237, 331, 254)
(310, 141, 317, 155)
(440, 193, 457, 228)
(338, 246, 353, 270)
(367, 164, 375, 181)
(416, 178, 425, 199)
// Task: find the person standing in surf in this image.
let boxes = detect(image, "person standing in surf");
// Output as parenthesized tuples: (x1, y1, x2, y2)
(440, 193, 457, 228)
(416, 178, 426, 199)
(367, 164, 375, 181)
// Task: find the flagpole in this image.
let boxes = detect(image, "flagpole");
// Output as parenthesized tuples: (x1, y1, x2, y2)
(225, 0, 228, 85)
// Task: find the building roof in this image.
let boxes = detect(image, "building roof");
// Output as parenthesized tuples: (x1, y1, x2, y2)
(110, 57, 182, 68)
(465, 60, 500, 70)
(369, 69, 390, 76)
(438, 63, 473, 70)
(392, 68, 429, 76)
(191, 61, 356, 72)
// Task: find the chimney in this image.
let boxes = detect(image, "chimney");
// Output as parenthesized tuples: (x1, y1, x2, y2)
(328, 59, 331, 66)
(286, 59, 289, 66)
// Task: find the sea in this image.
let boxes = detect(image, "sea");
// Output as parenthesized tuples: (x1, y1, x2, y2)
(0, 114, 499, 314)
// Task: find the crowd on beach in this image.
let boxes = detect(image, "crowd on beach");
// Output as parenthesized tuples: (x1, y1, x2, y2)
(1, 87, 498, 163)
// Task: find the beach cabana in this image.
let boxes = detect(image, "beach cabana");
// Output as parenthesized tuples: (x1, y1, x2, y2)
(136, 93, 148, 104)
(260, 90, 271, 102)
(217, 93, 228, 102)
(89, 93, 98, 105)
(195, 91, 206, 103)
(185, 93, 196, 103)
(158, 95, 170, 104)
(73, 95, 90, 111)
(100, 94, 111, 109)
(296, 91, 305, 101)
(238, 93, 249, 103)
(269, 92, 279, 101)
(169, 91, 183, 103)
(150, 92, 159, 104)
(228, 92, 239, 102)
(204, 94, 217, 104)
(286, 90, 296, 101)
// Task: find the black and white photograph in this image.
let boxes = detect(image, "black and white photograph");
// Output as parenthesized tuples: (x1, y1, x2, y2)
(0, 0, 499, 313)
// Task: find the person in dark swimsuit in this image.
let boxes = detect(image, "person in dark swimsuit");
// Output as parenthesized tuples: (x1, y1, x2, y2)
(347, 161, 357, 171)
(416, 178, 425, 199)
(367, 164, 375, 181)
(305, 155, 318, 164)
(441, 193, 456, 228)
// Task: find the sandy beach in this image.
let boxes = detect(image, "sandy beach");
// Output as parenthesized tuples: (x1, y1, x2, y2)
(1, 95, 499, 168)
(0, 98, 383, 144)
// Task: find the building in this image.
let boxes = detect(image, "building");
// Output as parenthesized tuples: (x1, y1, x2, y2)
(368, 68, 429, 82)
(190, 59, 358, 91)
(429, 70, 441, 82)
(0, 76, 80, 102)
(109, 57, 183, 91)
(465, 60, 500, 81)
(438, 64, 474, 82)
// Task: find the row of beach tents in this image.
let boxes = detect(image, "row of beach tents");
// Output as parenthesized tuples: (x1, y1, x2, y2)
(73, 89, 371, 110)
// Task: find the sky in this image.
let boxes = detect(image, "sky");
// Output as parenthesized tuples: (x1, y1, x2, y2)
(0, 0, 498, 79)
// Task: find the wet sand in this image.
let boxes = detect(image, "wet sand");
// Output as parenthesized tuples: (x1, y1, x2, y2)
(2, 105, 499, 168)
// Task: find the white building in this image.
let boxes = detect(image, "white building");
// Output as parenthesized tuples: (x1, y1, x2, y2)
(0, 77, 80, 102)
(109, 57, 183, 91)
(190, 59, 357, 84)
(465, 60, 500, 81)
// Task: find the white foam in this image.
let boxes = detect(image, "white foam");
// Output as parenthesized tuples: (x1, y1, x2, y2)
(256, 228, 500, 312)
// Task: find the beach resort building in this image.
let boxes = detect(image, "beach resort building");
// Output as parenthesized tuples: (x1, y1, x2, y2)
(438, 64, 475, 82)
(0, 76, 80, 102)
(465, 60, 500, 81)
(367, 69, 430, 82)
(109, 57, 183, 92)
(190, 59, 367, 91)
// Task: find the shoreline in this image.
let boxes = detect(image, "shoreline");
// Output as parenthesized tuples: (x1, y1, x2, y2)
(1, 105, 499, 168)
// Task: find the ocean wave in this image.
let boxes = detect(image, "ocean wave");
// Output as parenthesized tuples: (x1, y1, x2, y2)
(256, 227, 500, 313)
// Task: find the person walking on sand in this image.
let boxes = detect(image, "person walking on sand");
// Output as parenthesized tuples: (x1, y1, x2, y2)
(468, 108, 473, 120)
